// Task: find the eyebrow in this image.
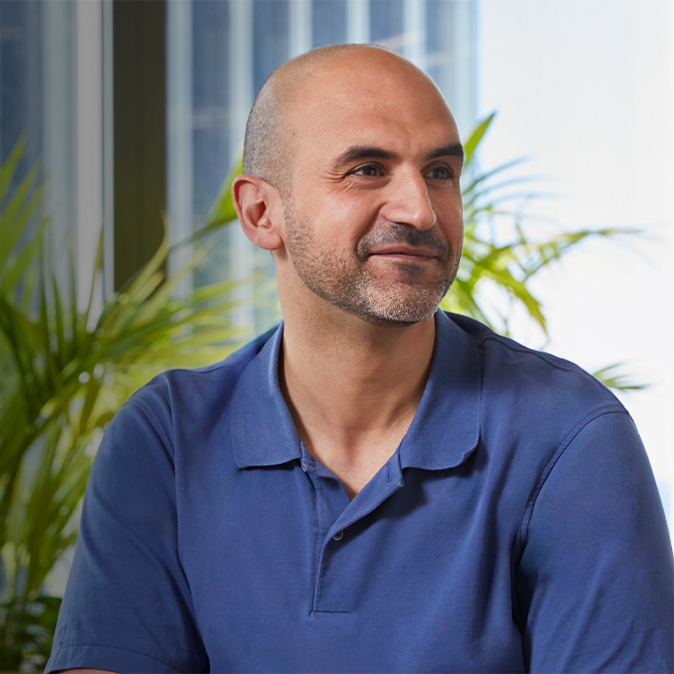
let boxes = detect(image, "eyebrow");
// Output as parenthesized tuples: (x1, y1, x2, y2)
(332, 143, 465, 169)
(428, 143, 465, 163)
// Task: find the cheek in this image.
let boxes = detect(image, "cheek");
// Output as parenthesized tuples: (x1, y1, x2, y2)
(315, 192, 381, 243)
(438, 201, 464, 249)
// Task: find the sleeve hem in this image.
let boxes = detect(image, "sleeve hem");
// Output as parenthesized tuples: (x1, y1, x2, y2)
(45, 643, 186, 674)
(517, 405, 627, 548)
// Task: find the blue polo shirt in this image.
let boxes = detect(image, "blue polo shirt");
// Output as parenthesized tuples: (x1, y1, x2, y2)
(46, 311, 674, 673)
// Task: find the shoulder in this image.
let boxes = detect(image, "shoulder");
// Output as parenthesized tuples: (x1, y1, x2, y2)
(441, 312, 633, 503)
(82, 324, 282, 516)
(120, 323, 280, 433)
(446, 311, 623, 419)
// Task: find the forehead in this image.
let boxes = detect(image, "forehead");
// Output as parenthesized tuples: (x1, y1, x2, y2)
(284, 54, 459, 162)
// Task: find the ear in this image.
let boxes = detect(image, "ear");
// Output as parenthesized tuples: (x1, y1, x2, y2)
(232, 175, 284, 251)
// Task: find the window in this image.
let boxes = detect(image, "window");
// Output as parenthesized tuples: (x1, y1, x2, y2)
(477, 0, 674, 528)
(0, 0, 106, 314)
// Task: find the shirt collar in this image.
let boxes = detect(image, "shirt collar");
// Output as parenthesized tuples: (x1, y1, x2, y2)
(230, 310, 481, 471)
(398, 310, 482, 470)
(230, 322, 301, 468)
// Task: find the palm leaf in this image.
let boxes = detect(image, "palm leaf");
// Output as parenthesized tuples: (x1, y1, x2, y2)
(0, 139, 249, 638)
(463, 112, 495, 167)
(591, 363, 648, 392)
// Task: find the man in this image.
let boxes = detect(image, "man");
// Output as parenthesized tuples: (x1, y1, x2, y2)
(47, 44, 674, 673)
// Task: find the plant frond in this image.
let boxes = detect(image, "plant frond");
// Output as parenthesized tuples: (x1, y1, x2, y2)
(463, 112, 496, 167)
(591, 362, 649, 392)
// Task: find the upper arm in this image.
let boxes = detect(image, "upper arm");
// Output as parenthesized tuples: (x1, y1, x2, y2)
(518, 411, 674, 672)
(45, 400, 208, 674)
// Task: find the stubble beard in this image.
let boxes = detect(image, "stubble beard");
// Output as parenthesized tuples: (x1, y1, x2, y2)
(282, 201, 461, 327)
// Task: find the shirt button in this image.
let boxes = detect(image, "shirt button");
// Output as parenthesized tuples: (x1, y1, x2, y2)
(332, 530, 344, 541)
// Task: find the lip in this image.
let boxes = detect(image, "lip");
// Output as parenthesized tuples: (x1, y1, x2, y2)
(369, 247, 437, 259)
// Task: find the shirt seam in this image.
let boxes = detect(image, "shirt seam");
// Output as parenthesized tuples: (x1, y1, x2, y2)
(146, 323, 279, 378)
(518, 405, 627, 548)
(309, 472, 322, 614)
(50, 642, 184, 672)
(476, 333, 609, 384)
(126, 396, 174, 456)
(511, 405, 627, 629)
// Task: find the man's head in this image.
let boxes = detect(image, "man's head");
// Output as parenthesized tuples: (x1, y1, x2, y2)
(233, 44, 464, 328)
(243, 44, 359, 196)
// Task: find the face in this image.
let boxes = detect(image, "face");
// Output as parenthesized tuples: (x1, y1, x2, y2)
(277, 52, 464, 327)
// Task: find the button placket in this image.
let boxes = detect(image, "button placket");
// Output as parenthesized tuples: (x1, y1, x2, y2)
(312, 455, 405, 613)
(301, 448, 352, 613)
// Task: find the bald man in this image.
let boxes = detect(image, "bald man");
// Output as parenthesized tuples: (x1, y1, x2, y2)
(47, 45, 674, 674)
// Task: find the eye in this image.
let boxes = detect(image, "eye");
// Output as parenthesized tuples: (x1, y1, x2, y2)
(425, 165, 454, 180)
(351, 164, 383, 177)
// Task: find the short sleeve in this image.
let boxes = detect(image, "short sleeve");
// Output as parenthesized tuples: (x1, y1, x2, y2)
(45, 394, 209, 674)
(517, 410, 674, 672)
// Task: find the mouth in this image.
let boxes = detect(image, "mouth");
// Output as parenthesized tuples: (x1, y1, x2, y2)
(368, 246, 437, 261)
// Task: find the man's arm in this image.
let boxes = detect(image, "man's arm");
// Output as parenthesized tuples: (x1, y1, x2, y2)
(517, 410, 674, 671)
(45, 394, 208, 673)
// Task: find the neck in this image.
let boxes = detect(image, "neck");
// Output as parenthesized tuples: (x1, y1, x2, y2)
(279, 304, 436, 462)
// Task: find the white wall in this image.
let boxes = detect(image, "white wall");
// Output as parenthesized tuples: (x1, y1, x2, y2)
(478, 0, 674, 529)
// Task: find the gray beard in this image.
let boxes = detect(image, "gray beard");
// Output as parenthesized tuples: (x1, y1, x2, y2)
(283, 202, 460, 327)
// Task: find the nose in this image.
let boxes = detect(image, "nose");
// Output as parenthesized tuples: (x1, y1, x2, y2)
(379, 168, 437, 230)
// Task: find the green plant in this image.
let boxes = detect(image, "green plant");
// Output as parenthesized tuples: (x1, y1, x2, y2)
(439, 113, 643, 389)
(0, 136, 246, 670)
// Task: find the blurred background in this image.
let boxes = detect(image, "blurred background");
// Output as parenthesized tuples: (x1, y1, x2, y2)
(0, 0, 672, 667)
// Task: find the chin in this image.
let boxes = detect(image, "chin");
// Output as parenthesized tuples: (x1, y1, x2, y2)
(351, 303, 440, 328)
(358, 314, 423, 328)
(356, 283, 449, 327)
